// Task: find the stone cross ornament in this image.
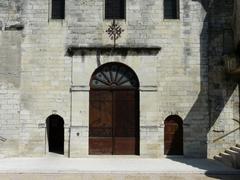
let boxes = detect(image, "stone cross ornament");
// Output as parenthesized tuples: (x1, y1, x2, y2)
(106, 20, 124, 47)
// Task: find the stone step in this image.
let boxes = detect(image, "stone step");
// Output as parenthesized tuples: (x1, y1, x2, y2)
(219, 152, 234, 168)
(214, 155, 223, 162)
(214, 155, 233, 168)
(225, 149, 239, 156)
(220, 152, 232, 160)
(225, 149, 239, 168)
(214, 145, 240, 169)
(230, 146, 240, 153)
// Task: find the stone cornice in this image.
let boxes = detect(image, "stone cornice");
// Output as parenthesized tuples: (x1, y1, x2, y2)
(66, 46, 161, 56)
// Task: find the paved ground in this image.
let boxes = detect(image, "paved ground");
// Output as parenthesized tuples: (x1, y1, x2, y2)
(0, 157, 239, 179)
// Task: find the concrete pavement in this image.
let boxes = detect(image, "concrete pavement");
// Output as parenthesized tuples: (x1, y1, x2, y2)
(0, 157, 240, 179)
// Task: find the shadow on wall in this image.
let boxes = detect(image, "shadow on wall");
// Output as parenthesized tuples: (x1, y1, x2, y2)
(168, 0, 239, 174)
(172, 0, 238, 158)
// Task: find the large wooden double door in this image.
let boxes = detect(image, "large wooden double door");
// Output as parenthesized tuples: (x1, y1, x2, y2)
(89, 90, 139, 155)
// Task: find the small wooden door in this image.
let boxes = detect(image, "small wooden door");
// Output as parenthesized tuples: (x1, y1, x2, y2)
(164, 115, 183, 155)
(46, 115, 64, 154)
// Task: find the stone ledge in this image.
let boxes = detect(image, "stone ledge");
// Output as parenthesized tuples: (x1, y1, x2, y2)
(66, 46, 161, 56)
(70, 85, 158, 92)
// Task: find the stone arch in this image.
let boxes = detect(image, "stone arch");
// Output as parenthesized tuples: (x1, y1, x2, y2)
(90, 62, 139, 89)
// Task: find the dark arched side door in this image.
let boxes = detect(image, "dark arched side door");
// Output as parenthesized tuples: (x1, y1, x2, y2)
(46, 115, 64, 154)
(89, 62, 140, 155)
(164, 115, 183, 155)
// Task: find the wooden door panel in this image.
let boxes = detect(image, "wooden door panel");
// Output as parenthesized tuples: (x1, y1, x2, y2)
(113, 137, 137, 155)
(113, 91, 136, 137)
(89, 90, 113, 154)
(89, 100, 112, 133)
(113, 91, 139, 155)
(89, 137, 112, 155)
(164, 124, 179, 144)
(89, 90, 139, 155)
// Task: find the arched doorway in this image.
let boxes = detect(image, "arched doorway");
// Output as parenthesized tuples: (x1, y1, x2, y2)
(46, 115, 64, 154)
(164, 115, 183, 155)
(89, 62, 140, 155)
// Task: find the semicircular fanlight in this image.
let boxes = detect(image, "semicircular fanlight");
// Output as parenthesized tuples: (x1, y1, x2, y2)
(90, 63, 139, 89)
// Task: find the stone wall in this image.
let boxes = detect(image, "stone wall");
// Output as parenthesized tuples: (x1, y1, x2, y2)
(0, 31, 21, 157)
(1, 0, 238, 158)
(233, 0, 240, 47)
(207, 0, 240, 157)
(0, 0, 23, 29)
(0, 0, 23, 157)
(0, 0, 71, 157)
(68, 0, 209, 158)
(18, 0, 71, 156)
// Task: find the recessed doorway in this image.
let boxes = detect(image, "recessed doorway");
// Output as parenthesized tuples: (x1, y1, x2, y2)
(89, 62, 140, 155)
(164, 115, 183, 155)
(46, 115, 64, 154)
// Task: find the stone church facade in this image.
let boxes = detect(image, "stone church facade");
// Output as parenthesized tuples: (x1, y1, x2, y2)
(0, 0, 239, 158)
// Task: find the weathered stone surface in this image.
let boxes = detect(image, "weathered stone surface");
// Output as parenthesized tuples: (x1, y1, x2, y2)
(233, 0, 240, 47)
(0, 0, 239, 159)
(207, 0, 240, 158)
